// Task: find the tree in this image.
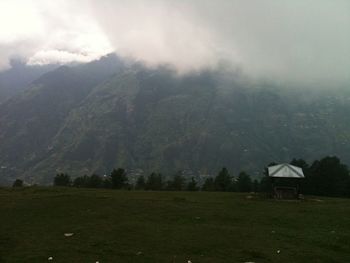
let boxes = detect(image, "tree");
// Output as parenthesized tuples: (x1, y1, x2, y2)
(146, 173, 163, 190)
(110, 168, 128, 189)
(167, 173, 185, 191)
(202, 177, 215, 191)
(186, 177, 199, 191)
(309, 156, 349, 197)
(73, 175, 90, 188)
(102, 175, 113, 189)
(135, 175, 146, 190)
(12, 179, 23, 187)
(346, 177, 350, 198)
(290, 158, 309, 171)
(259, 162, 277, 194)
(214, 167, 233, 192)
(253, 179, 259, 193)
(87, 174, 103, 188)
(290, 158, 311, 194)
(259, 175, 272, 193)
(237, 171, 252, 192)
(54, 173, 71, 186)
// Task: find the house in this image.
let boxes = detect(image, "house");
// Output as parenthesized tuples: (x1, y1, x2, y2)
(268, 163, 305, 199)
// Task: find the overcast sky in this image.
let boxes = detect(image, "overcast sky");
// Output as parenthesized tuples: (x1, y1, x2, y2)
(0, 0, 349, 86)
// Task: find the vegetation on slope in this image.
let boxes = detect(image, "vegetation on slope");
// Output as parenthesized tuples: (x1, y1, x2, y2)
(1, 55, 350, 184)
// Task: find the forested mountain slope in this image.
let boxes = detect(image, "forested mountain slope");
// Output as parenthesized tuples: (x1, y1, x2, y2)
(1, 55, 349, 184)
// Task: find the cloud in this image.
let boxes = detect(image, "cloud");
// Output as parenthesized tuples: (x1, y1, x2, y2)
(90, 0, 227, 73)
(90, 0, 350, 85)
(0, 0, 113, 69)
(0, 0, 349, 86)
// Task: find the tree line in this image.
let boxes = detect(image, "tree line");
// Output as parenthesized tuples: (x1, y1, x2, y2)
(12, 156, 350, 198)
(52, 167, 255, 192)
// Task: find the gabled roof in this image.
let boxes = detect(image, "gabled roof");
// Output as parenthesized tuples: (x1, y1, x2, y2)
(268, 163, 305, 178)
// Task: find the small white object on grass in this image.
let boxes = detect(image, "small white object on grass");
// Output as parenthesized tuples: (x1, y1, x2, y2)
(277, 250, 281, 254)
(64, 233, 74, 237)
(187, 260, 192, 263)
(48, 256, 53, 261)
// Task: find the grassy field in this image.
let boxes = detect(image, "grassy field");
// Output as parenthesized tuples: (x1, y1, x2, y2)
(0, 188, 350, 263)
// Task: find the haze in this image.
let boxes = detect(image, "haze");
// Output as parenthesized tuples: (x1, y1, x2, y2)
(1, 0, 349, 86)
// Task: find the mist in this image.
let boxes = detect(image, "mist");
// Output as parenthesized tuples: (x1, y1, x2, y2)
(1, 0, 349, 86)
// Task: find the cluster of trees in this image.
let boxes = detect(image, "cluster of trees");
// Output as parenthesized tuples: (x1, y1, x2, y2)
(201, 169, 257, 192)
(54, 168, 128, 189)
(12, 179, 23, 187)
(13, 155, 349, 198)
(53, 167, 257, 193)
(133, 169, 256, 192)
(258, 156, 350, 198)
(53, 170, 201, 191)
(290, 156, 350, 197)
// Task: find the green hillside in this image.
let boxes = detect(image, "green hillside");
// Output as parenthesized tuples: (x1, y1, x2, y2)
(0, 188, 349, 262)
(1, 55, 350, 184)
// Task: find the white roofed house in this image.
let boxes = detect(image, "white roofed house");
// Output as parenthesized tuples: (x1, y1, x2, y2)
(268, 163, 305, 199)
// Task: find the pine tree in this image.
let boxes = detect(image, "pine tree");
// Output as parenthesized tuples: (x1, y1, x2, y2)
(135, 175, 146, 190)
(167, 173, 185, 191)
(73, 175, 90, 188)
(309, 156, 349, 197)
(237, 171, 252, 192)
(87, 174, 103, 188)
(146, 173, 163, 190)
(110, 168, 128, 189)
(53, 173, 71, 186)
(202, 177, 215, 191)
(214, 167, 232, 192)
(12, 179, 23, 187)
(187, 177, 199, 191)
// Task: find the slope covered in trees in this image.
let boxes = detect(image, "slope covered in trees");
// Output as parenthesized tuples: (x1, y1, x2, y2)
(1, 55, 350, 184)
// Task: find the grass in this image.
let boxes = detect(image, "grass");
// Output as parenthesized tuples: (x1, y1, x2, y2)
(0, 187, 350, 262)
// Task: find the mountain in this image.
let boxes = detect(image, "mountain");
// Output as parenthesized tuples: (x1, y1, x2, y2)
(0, 60, 59, 104)
(0, 55, 350, 184)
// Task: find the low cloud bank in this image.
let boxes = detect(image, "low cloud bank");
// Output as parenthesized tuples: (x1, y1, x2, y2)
(1, 0, 349, 86)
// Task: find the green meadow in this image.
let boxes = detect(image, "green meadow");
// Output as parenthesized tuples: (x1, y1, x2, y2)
(0, 187, 349, 262)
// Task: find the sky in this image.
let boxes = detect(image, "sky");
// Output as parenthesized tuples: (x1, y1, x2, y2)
(0, 0, 349, 86)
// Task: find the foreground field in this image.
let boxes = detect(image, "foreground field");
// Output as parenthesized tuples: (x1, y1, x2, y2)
(0, 188, 349, 263)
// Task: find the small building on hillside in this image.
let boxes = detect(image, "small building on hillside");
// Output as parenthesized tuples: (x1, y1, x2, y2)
(268, 163, 305, 199)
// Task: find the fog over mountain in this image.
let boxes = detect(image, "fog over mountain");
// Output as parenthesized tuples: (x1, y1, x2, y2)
(1, 54, 350, 185)
(1, 1, 350, 185)
(1, 0, 349, 86)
